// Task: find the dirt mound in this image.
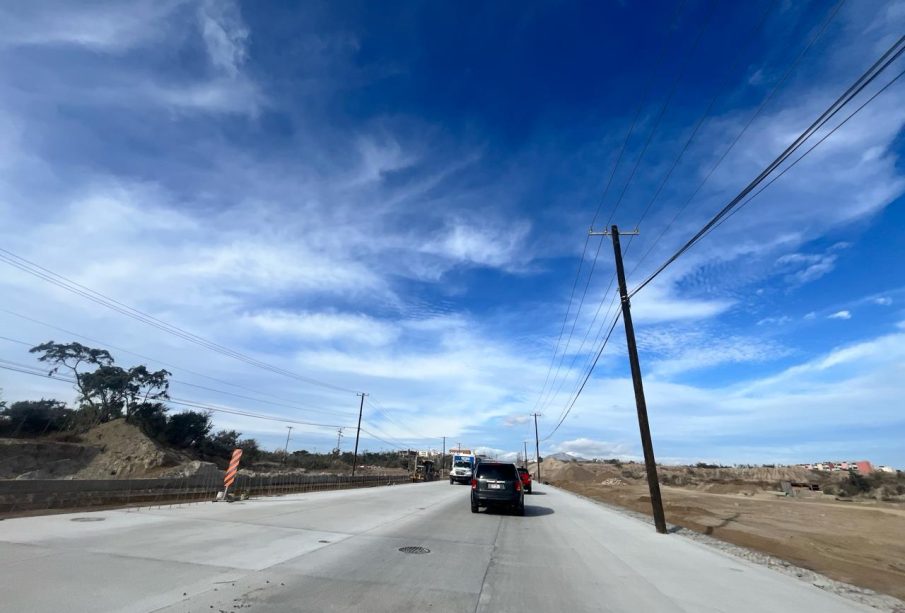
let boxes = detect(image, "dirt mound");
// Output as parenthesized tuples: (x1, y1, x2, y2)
(558, 462, 596, 483)
(0, 439, 98, 479)
(74, 420, 189, 479)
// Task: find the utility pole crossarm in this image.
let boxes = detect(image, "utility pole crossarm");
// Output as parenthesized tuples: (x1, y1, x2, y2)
(589, 227, 639, 236)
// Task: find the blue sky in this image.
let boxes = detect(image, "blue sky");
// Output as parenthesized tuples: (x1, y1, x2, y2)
(1, 0, 903, 467)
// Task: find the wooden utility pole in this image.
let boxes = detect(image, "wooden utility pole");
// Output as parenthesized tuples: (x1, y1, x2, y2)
(524, 441, 529, 469)
(590, 225, 667, 534)
(282, 426, 293, 465)
(351, 393, 367, 477)
(531, 413, 542, 482)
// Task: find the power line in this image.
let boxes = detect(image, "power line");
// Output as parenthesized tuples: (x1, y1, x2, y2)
(629, 0, 778, 235)
(706, 66, 905, 236)
(0, 249, 360, 395)
(367, 396, 435, 441)
(0, 324, 358, 419)
(2, 307, 355, 414)
(529, 0, 689, 415)
(0, 359, 353, 430)
(542, 311, 622, 441)
(630, 34, 905, 298)
(627, 0, 848, 280)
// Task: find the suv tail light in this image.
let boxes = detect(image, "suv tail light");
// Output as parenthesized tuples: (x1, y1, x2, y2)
(471, 478, 477, 490)
(514, 481, 522, 492)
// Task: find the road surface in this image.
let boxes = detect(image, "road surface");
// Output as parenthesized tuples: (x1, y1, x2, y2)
(0, 481, 873, 612)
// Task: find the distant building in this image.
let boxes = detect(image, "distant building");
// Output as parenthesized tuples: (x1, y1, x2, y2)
(804, 460, 874, 473)
(877, 465, 896, 473)
(855, 460, 873, 474)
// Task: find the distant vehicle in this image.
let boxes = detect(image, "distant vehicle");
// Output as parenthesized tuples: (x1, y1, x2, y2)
(517, 466, 532, 494)
(471, 461, 525, 515)
(413, 459, 436, 482)
(449, 449, 476, 484)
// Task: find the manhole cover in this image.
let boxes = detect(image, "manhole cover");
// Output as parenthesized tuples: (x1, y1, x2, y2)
(318, 540, 330, 543)
(398, 546, 430, 555)
(70, 517, 105, 522)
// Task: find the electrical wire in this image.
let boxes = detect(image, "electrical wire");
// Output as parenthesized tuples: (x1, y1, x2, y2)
(529, 0, 689, 415)
(627, 0, 848, 280)
(2, 307, 354, 414)
(630, 34, 905, 298)
(705, 65, 905, 238)
(0, 360, 354, 429)
(542, 311, 623, 441)
(533, 0, 701, 414)
(0, 249, 361, 395)
(0, 323, 358, 419)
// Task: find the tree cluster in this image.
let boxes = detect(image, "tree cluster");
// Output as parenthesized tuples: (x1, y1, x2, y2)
(0, 341, 260, 463)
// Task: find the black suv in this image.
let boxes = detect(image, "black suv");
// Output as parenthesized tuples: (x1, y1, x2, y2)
(471, 461, 525, 515)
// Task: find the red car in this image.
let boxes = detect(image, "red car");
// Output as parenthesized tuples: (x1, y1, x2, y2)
(517, 466, 532, 494)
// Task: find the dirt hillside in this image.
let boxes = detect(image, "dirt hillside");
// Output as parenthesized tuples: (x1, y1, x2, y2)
(0, 420, 209, 479)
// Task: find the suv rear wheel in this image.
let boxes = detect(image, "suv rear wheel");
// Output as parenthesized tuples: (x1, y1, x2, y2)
(471, 499, 479, 513)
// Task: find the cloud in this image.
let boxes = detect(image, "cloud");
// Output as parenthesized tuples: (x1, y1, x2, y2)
(640, 327, 789, 378)
(420, 219, 532, 272)
(756, 315, 792, 326)
(551, 438, 632, 459)
(197, 0, 248, 77)
(243, 310, 399, 347)
(502, 414, 532, 427)
(873, 296, 893, 306)
(628, 283, 734, 324)
(0, 1, 180, 51)
(775, 252, 839, 284)
(828, 310, 852, 320)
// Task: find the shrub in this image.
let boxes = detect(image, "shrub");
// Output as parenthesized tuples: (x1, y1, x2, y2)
(0, 399, 72, 436)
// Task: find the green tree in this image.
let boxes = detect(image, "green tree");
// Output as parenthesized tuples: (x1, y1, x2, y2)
(30, 341, 113, 411)
(1, 399, 71, 436)
(165, 410, 212, 448)
(131, 402, 169, 439)
(30, 342, 170, 424)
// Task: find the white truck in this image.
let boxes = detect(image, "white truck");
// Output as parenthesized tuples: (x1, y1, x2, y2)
(449, 449, 476, 484)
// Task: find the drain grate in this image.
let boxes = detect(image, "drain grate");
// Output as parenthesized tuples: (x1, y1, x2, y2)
(70, 517, 105, 522)
(398, 546, 430, 555)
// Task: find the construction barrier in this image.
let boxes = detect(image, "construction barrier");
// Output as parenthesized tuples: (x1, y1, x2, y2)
(223, 448, 243, 490)
(0, 473, 412, 517)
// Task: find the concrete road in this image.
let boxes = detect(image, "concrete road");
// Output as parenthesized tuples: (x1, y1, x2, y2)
(0, 481, 873, 612)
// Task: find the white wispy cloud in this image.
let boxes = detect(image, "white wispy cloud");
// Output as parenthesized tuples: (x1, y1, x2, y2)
(243, 310, 399, 346)
(551, 438, 632, 459)
(828, 310, 852, 320)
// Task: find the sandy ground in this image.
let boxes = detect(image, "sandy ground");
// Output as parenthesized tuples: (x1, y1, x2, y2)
(535, 460, 905, 601)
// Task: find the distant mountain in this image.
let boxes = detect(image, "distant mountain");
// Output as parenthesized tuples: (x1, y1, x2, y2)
(546, 452, 589, 462)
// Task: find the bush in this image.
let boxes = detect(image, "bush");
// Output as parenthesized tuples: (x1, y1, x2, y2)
(837, 471, 872, 497)
(0, 399, 72, 436)
(164, 410, 212, 448)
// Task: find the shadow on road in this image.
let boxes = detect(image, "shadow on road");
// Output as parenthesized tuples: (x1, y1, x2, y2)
(527, 491, 546, 496)
(478, 505, 554, 517)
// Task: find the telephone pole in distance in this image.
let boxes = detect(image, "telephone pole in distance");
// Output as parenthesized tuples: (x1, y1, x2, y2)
(531, 413, 542, 482)
(282, 425, 293, 465)
(351, 393, 367, 477)
(589, 224, 667, 534)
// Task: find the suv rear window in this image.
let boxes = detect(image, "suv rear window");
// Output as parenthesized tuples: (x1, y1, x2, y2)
(476, 464, 517, 480)
(517, 467, 528, 475)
